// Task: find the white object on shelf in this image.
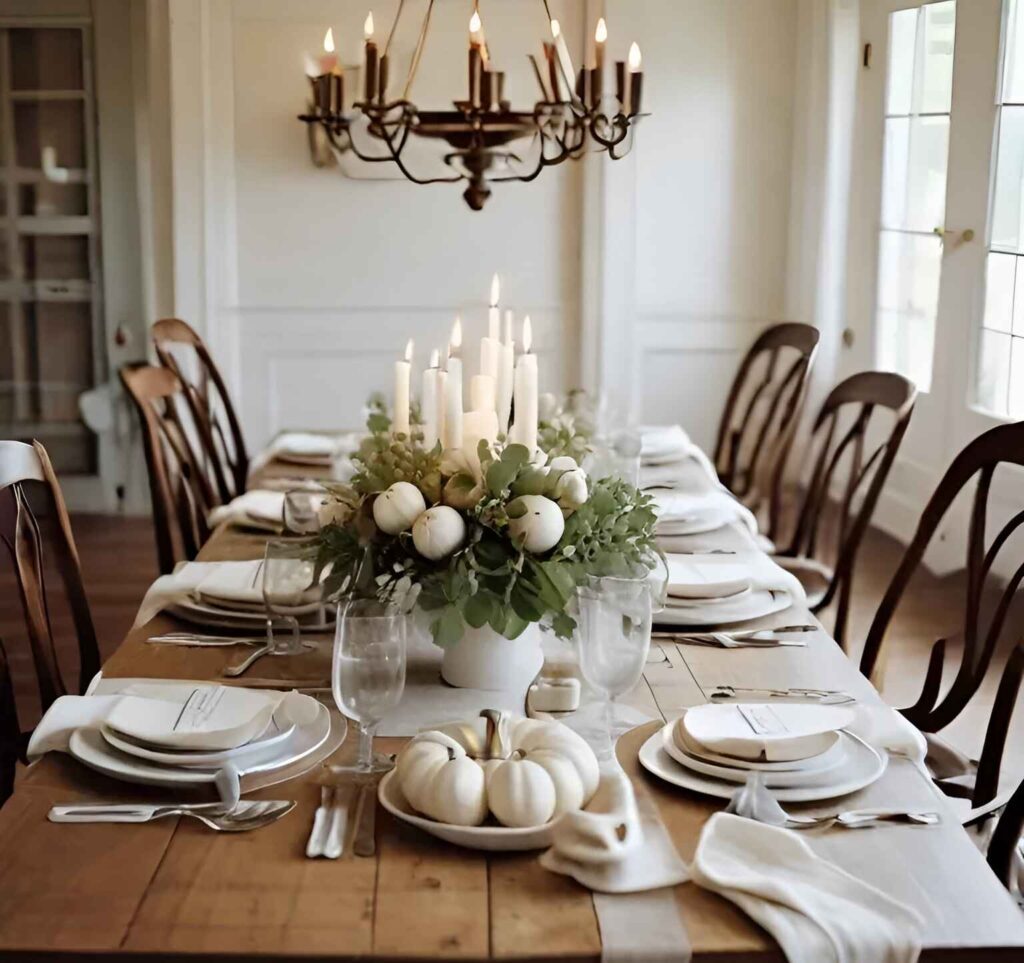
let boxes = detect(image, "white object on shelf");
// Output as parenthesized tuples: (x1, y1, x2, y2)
(41, 145, 70, 183)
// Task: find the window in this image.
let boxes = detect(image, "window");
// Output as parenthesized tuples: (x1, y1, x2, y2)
(977, 0, 1024, 417)
(875, 1, 956, 392)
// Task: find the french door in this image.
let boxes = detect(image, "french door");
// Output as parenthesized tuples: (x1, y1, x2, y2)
(849, 0, 1005, 488)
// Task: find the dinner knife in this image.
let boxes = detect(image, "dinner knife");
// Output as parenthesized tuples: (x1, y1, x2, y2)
(306, 784, 335, 858)
(323, 784, 356, 859)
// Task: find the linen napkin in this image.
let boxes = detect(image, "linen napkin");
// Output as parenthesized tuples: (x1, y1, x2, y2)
(639, 425, 720, 490)
(847, 704, 926, 764)
(26, 683, 296, 760)
(271, 431, 360, 462)
(665, 553, 806, 607)
(132, 560, 266, 628)
(208, 490, 287, 532)
(540, 770, 689, 893)
(691, 812, 923, 963)
(653, 490, 758, 538)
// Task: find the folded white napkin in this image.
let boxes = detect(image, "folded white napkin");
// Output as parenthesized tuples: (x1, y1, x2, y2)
(639, 425, 720, 489)
(26, 683, 292, 760)
(133, 560, 265, 628)
(848, 704, 927, 764)
(272, 432, 343, 459)
(653, 490, 758, 538)
(540, 770, 689, 893)
(665, 553, 806, 607)
(208, 490, 286, 531)
(691, 812, 923, 963)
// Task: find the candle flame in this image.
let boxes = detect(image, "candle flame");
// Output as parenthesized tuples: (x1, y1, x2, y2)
(595, 17, 607, 43)
(429, 348, 439, 368)
(628, 41, 642, 71)
(550, 18, 561, 38)
(469, 10, 481, 35)
(490, 273, 500, 307)
(323, 27, 335, 53)
(522, 316, 533, 353)
(451, 316, 463, 351)
(364, 11, 375, 39)
(404, 338, 414, 362)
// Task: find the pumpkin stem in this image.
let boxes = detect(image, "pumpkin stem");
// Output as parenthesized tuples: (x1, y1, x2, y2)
(480, 708, 507, 759)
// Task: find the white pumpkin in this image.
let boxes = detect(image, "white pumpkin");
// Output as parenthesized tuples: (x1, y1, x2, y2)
(547, 455, 579, 473)
(487, 755, 557, 827)
(552, 468, 588, 513)
(395, 732, 488, 826)
(372, 481, 427, 535)
(507, 495, 564, 554)
(505, 716, 600, 803)
(412, 505, 467, 560)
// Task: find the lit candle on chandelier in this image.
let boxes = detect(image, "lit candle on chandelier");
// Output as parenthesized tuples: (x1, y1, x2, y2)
(444, 318, 464, 450)
(393, 338, 413, 438)
(310, 28, 342, 114)
(512, 316, 538, 454)
(627, 42, 643, 115)
(590, 17, 607, 108)
(468, 10, 484, 108)
(422, 349, 441, 450)
(363, 12, 378, 103)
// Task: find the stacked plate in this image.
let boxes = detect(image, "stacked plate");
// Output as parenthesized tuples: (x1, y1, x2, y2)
(661, 557, 792, 626)
(67, 685, 341, 792)
(639, 702, 886, 802)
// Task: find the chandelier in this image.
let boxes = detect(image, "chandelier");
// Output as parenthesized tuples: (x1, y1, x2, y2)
(299, 1, 646, 210)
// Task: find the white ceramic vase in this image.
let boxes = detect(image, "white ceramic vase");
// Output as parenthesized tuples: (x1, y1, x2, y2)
(439, 621, 544, 691)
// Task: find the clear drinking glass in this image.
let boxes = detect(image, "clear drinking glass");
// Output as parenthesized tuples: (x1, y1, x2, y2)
(577, 574, 655, 761)
(262, 538, 321, 656)
(332, 599, 407, 773)
(282, 489, 320, 535)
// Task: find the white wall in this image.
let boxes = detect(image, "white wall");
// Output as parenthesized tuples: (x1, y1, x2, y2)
(163, 0, 798, 453)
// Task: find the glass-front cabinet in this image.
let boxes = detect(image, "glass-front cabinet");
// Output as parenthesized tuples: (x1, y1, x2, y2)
(0, 23, 101, 474)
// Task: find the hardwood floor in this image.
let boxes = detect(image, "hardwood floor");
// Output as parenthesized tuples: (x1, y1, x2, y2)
(2, 511, 1022, 794)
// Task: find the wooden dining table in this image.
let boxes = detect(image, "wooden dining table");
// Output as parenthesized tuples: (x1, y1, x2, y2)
(1, 452, 1023, 961)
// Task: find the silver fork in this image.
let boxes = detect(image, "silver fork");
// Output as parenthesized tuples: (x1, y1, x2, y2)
(48, 799, 295, 831)
(147, 633, 265, 647)
(676, 634, 808, 649)
(784, 809, 941, 830)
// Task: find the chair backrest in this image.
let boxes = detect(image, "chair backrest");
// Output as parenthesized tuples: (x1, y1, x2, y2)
(0, 638, 17, 805)
(986, 642, 1024, 884)
(119, 363, 214, 574)
(0, 440, 100, 711)
(861, 422, 1024, 748)
(775, 371, 917, 649)
(713, 323, 820, 507)
(152, 318, 249, 503)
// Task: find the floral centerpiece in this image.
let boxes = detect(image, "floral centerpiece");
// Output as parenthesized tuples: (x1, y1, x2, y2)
(313, 405, 657, 689)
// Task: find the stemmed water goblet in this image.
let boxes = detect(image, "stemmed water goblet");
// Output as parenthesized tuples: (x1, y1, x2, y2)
(261, 537, 321, 655)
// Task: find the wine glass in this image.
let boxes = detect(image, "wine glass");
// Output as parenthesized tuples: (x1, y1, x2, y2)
(332, 599, 407, 773)
(261, 538, 321, 655)
(282, 489, 319, 535)
(576, 574, 655, 762)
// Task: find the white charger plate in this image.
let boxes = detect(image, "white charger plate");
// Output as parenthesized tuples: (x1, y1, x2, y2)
(661, 723, 848, 788)
(377, 770, 555, 852)
(168, 598, 334, 631)
(639, 726, 886, 802)
(68, 700, 335, 790)
(657, 588, 792, 626)
(656, 504, 734, 538)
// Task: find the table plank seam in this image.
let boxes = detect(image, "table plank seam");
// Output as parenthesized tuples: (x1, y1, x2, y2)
(672, 646, 710, 702)
(117, 815, 181, 951)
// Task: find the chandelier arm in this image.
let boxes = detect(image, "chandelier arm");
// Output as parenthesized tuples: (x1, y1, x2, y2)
(383, 0, 406, 58)
(403, 0, 435, 99)
(375, 124, 463, 185)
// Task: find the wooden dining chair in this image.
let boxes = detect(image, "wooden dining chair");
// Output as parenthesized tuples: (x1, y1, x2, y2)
(0, 441, 102, 721)
(152, 318, 249, 503)
(860, 421, 1024, 805)
(120, 363, 216, 574)
(713, 323, 820, 512)
(770, 371, 917, 650)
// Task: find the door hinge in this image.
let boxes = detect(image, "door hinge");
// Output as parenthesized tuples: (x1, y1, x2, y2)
(863, 42, 872, 68)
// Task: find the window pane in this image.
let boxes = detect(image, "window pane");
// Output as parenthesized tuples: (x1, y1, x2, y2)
(1003, 0, 1024, 103)
(881, 117, 949, 232)
(978, 329, 1012, 414)
(1015, 258, 1024, 335)
(887, 8, 918, 115)
(984, 252, 1016, 333)
(921, 1, 957, 113)
(876, 230, 942, 391)
(990, 106, 1024, 253)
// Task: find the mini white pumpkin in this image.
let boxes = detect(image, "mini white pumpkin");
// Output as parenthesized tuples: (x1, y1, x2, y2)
(507, 495, 564, 554)
(487, 755, 557, 827)
(395, 732, 488, 826)
(552, 468, 588, 512)
(547, 455, 579, 473)
(372, 481, 427, 535)
(412, 505, 467, 560)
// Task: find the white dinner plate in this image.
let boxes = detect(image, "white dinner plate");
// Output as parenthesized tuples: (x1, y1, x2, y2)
(657, 588, 792, 626)
(668, 718, 847, 773)
(661, 723, 848, 788)
(639, 726, 886, 802)
(168, 598, 335, 631)
(656, 503, 734, 538)
(377, 770, 555, 852)
(69, 699, 335, 790)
